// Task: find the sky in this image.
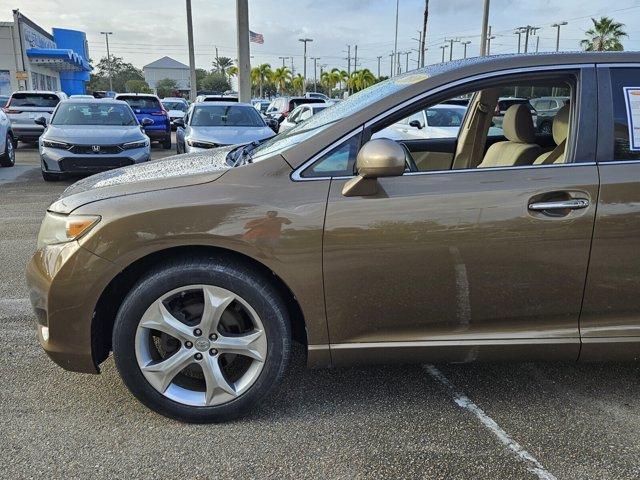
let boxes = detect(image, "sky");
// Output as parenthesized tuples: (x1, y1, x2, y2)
(5, 0, 640, 77)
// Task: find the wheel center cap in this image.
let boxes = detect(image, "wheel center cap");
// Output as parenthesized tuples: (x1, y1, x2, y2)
(194, 338, 210, 352)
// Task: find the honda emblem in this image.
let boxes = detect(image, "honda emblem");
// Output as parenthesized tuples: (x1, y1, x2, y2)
(92, 145, 101, 153)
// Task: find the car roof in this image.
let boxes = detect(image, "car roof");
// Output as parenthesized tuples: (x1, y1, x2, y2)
(11, 90, 61, 96)
(59, 98, 129, 105)
(115, 93, 159, 99)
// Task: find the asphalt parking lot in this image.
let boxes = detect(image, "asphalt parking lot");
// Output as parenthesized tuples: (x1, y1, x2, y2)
(2, 141, 640, 479)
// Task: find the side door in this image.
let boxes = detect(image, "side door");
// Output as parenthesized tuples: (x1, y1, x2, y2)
(321, 67, 599, 365)
(580, 65, 640, 360)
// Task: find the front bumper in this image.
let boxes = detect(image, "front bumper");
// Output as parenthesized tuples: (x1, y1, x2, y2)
(41, 146, 150, 174)
(11, 124, 44, 140)
(26, 241, 116, 373)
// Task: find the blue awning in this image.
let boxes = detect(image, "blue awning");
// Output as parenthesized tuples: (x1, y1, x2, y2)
(26, 48, 91, 72)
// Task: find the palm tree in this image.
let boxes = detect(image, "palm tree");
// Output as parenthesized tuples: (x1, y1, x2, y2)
(212, 56, 234, 79)
(227, 66, 238, 79)
(320, 70, 337, 96)
(292, 74, 305, 95)
(272, 66, 292, 94)
(581, 17, 627, 51)
(250, 63, 272, 98)
(350, 69, 376, 92)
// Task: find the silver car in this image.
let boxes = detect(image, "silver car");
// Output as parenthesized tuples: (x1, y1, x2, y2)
(0, 108, 15, 167)
(175, 102, 275, 154)
(3, 90, 67, 143)
(39, 99, 151, 181)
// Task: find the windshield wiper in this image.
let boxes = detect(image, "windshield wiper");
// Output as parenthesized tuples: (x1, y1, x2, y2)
(230, 140, 261, 167)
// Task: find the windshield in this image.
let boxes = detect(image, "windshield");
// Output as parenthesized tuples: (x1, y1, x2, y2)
(10, 93, 59, 108)
(118, 96, 161, 111)
(190, 105, 265, 127)
(51, 103, 137, 126)
(162, 101, 187, 111)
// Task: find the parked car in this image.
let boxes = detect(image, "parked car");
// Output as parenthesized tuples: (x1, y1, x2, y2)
(70, 95, 95, 99)
(0, 107, 15, 167)
(279, 103, 328, 133)
(305, 92, 330, 101)
(161, 98, 189, 130)
(38, 99, 150, 181)
(530, 96, 570, 135)
(252, 99, 271, 115)
(27, 52, 640, 423)
(175, 102, 276, 154)
(265, 96, 326, 123)
(3, 90, 67, 143)
(115, 93, 171, 149)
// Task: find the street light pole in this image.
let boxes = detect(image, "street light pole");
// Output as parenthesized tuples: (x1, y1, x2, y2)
(461, 40, 471, 59)
(298, 38, 313, 94)
(377, 55, 382, 78)
(404, 51, 410, 72)
(389, 53, 394, 77)
(100, 31, 113, 91)
(393, 0, 400, 75)
(311, 57, 320, 92)
(551, 21, 568, 52)
(486, 26, 496, 55)
(440, 44, 448, 63)
(447, 38, 459, 61)
(515, 30, 522, 53)
(278, 56, 288, 68)
(184, 1, 196, 100)
(479, 0, 490, 56)
(236, 0, 251, 102)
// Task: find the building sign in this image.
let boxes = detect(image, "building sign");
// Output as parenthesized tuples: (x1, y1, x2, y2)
(22, 22, 57, 50)
(15, 71, 28, 80)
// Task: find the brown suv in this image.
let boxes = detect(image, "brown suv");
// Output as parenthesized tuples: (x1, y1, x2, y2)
(26, 52, 640, 422)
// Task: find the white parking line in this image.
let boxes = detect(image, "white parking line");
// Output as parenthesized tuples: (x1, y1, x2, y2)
(425, 365, 556, 480)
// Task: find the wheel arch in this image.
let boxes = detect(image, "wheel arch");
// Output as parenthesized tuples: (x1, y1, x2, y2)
(91, 244, 308, 369)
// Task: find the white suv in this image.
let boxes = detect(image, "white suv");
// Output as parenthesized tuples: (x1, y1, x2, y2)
(3, 91, 67, 143)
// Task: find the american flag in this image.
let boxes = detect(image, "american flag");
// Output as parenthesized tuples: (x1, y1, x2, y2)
(249, 30, 264, 44)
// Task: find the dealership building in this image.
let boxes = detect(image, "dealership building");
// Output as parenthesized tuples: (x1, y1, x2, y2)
(0, 10, 91, 96)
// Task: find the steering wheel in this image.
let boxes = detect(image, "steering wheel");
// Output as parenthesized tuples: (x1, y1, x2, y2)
(400, 142, 419, 172)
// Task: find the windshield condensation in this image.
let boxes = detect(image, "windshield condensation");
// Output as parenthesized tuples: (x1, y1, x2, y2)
(52, 103, 137, 126)
(190, 105, 265, 127)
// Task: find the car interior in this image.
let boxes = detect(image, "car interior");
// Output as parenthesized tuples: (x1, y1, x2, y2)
(370, 74, 575, 173)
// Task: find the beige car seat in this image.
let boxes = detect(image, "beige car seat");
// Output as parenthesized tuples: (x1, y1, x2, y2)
(478, 104, 543, 168)
(534, 104, 570, 165)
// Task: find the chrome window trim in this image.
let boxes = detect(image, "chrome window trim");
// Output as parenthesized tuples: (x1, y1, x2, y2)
(292, 63, 594, 182)
(596, 63, 640, 68)
(597, 159, 640, 166)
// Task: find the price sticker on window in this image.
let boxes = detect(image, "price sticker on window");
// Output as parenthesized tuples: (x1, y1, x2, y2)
(623, 87, 640, 151)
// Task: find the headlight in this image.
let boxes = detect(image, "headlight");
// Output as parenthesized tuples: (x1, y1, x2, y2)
(42, 140, 70, 150)
(122, 139, 150, 150)
(37, 212, 101, 249)
(187, 139, 217, 149)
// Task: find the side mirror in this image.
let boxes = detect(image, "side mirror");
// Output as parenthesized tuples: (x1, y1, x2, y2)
(266, 118, 279, 133)
(34, 116, 47, 127)
(141, 118, 154, 126)
(409, 119, 423, 129)
(342, 139, 406, 197)
(173, 118, 185, 128)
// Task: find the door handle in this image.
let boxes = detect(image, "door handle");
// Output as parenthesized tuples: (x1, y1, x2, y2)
(528, 198, 590, 211)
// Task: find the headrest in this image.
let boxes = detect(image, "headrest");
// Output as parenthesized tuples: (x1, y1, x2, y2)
(503, 104, 536, 143)
(552, 104, 570, 145)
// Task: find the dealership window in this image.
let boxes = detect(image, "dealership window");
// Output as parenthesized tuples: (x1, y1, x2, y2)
(610, 68, 640, 161)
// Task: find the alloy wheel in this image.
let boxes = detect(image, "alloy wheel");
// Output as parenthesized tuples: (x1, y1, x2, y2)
(134, 284, 267, 407)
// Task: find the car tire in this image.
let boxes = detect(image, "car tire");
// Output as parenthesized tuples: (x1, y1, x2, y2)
(176, 141, 182, 154)
(162, 134, 172, 150)
(112, 256, 291, 423)
(0, 133, 15, 167)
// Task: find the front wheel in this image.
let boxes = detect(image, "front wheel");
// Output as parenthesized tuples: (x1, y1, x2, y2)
(162, 134, 172, 149)
(112, 257, 291, 423)
(0, 133, 15, 167)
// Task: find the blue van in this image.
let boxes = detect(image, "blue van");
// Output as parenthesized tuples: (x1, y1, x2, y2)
(115, 94, 171, 149)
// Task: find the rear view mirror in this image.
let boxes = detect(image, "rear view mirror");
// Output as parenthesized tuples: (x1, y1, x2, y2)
(409, 119, 423, 129)
(173, 118, 185, 128)
(34, 116, 47, 127)
(141, 118, 154, 126)
(342, 139, 406, 197)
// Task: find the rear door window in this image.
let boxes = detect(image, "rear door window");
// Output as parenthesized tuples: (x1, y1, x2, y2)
(9, 93, 59, 108)
(610, 68, 640, 161)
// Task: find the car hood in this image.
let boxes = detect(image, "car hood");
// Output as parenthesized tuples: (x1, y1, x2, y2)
(44, 125, 145, 144)
(49, 146, 235, 214)
(190, 126, 274, 145)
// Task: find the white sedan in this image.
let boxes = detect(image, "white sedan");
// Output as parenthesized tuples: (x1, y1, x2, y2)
(278, 103, 329, 133)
